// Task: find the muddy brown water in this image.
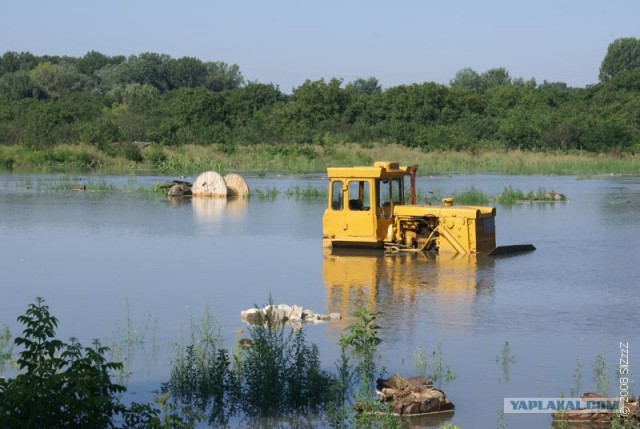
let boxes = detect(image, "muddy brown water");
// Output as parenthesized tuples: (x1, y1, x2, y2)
(1, 172, 638, 428)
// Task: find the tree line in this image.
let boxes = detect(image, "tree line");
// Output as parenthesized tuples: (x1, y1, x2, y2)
(1, 37, 640, 154)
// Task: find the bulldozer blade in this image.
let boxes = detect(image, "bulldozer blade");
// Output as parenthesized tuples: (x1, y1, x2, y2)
(488, 244, 536, 257)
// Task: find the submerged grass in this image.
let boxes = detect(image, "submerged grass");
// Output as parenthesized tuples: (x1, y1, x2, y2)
(252, 186, 279, 200)
(107, 297, 158, 384)
(166, 299, 336, 426)
(496, 341, 515, 382)
(496, 186, 567, 204)
(286, 184, 327, 199)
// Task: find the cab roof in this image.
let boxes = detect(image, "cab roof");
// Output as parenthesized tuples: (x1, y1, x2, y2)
(327, 161, 411, 179)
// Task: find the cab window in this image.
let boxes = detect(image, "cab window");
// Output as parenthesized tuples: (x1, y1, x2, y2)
(348, 180, 370, 211)
(377, 178, 404, 207)
(331, 181, 343, 210)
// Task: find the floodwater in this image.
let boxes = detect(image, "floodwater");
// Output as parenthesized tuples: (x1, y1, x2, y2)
(0, 171, 639, 428)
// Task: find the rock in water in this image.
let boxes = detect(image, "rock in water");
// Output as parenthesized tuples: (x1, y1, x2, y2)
(167, 183, 192, 197)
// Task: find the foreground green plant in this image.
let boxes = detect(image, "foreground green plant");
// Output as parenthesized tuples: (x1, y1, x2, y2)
(331, 307, 403, 429)
(165, 299, 335, 425)
(166, 303, 231, 424)
(0, 298, 199, 429)
(0, 298, 127, 428)
(239, 307, 333, 418)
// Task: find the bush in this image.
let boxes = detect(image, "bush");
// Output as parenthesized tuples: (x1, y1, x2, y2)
(0, 298, 127, 428)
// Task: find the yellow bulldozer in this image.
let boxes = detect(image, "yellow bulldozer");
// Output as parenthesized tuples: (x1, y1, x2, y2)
(322, 161, 534, 256)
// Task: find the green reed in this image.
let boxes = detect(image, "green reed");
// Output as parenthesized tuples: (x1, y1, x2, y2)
(592, 352, 610, 397)
(451, 186, 490, 205)
(107, 297, 157, 384)
(253, 186, 279, 200)
(496, 341, 515, 382)
(286, 184, 327, 199)
(570, 358, 582, 397)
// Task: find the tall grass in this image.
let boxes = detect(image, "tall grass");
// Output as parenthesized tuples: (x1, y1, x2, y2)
(451, 186, 490, 205)
(3, 142, 640, 175)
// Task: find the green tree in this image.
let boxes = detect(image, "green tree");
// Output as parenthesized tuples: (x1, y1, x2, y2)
(76, 50, 113, 76)
(581, 119, 633, 151)
(345, 77, 382, 96)
(481, 67, 511, 88)
(599, 37, 640, 82)
(106, 83, 159, 111)
(29, 62, 91, 99)
(450, 67, 483, 92)
(0, 51, 38, 75)
(290, 78, 349, 125)
(0, 71, 48, 100)
(128, 52, 171, 91)
(94, 62, 131, 91)
(204, 61, 244, 92)
(165, 56, 208, 89)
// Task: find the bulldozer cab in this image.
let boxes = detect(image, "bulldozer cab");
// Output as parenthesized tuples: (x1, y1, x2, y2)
(323, 162, 410, 248)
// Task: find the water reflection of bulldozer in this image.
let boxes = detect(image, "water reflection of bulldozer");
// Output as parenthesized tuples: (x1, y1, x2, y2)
(322, 248, 494, 335)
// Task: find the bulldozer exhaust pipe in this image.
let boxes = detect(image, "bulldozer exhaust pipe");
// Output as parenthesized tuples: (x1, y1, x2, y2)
(409, 165, 418, 205)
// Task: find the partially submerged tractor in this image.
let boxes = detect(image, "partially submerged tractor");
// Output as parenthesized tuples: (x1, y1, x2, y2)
(322, 161, 533, 256)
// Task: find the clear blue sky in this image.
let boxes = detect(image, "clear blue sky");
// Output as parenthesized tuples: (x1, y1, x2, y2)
(2, 0, 639, 91)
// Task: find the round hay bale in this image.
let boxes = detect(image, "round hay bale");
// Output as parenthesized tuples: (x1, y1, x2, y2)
(192, 171, 227, 197)
(223, 173, 249, 197)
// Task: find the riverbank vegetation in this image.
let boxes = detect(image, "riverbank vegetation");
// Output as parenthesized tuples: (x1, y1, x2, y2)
(2, 38, 640, 176)
(1, 142, 639, 176)
(0, 298, 406, 428)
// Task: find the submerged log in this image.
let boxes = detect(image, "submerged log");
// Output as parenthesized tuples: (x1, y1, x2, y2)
(192, 171, 228, 197)
(223, 173, 250, 197)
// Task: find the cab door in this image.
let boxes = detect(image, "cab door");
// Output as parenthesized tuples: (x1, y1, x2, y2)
(343, 180, 375, 239)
